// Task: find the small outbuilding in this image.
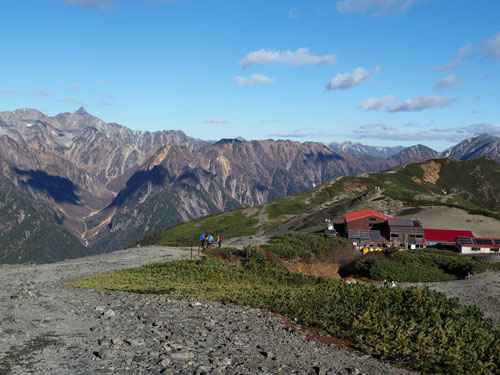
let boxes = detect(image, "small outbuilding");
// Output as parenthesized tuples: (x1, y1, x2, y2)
(456, 237, 500, 254)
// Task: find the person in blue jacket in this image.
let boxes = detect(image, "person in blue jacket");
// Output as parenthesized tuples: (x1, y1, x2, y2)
(199, 233, 205, 249)
(208, 234, 214, 248)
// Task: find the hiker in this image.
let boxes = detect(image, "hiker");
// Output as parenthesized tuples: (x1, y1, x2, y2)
(217, 235, 223, 248)
(204, 233, 209, 249)
(199, 233, 205, 249)
(208, 234, 214, 248)
(390, 280, 396, 288)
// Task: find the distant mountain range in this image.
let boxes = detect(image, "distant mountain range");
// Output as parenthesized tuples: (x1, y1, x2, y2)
(1, 107, 499, 263)
(326, 141, 405, 158)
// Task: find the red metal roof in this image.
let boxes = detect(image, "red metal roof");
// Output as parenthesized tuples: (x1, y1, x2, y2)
(424, 229, 474, 243)
(344, 209, 393, 223)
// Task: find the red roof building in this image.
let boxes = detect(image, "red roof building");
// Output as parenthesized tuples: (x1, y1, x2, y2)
(424, 229, 474, 246)
(344, 209, 393, 231)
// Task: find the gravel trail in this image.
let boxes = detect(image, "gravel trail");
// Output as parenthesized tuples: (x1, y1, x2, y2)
(0, 246, 415, 375)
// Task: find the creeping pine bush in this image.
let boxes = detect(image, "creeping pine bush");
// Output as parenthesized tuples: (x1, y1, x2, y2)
(355, 249, 498, 282)
(71, 258, 500, 375)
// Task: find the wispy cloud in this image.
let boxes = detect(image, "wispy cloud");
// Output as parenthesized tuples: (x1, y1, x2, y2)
(404, 120, 418, 127)
(433, 75, 462, 91)
(96, 79, 111, 85)
(58, 98, 86, 105)
(357, 95, 394, 110)
(387, 95, 455, 112)
(435, 59, 463, 73)
(58, 0, 114, 9)
(240, 48, 336, 69)
(336, 0, 423, 16)
(326, 66, 380, 91)
(25, 90, 54, 97)
(288, 7, 300, 19)
(262, 119, 281, 124)
(483, 31, 500, 60)
(234, 74, 275, 87)
(268, 130, 311, 138)
(348, 122, 500, 143)
(0, 90, 18, 95)
(73, 83, 82, 88)
(204, 119, 229, 124)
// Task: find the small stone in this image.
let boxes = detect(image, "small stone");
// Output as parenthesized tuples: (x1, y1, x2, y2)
(95, 306, 105, 313)
(103, 309, 116, 319)
(219, 358, 232, 366)
(170, 351, 195, 360)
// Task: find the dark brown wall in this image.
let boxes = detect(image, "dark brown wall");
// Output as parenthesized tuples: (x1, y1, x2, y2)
(346, 216, 387, 231)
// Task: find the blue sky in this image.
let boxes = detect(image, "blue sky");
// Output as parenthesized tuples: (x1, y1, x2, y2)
(1, 0, 500, 151)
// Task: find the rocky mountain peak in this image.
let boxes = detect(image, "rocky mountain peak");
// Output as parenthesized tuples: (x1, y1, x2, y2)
(74, 106, 89, 115)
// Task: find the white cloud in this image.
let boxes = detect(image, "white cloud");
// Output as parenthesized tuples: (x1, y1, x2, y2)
(288, 7, 300, 19)
(204, 119, 229, 124)
(336, 0, 422, 16)
(326, 66, 380, 91)
(73, 83, 82, 88)
(58, 0, 113, 9)
(234, 74, 275, 87)
(387, 95, 455, 112)
(357, 95, 394, 110)
(240, 48, 336, 69)
(433, 75, 462, 91)
(483, 31, 500, 60)
(262, 119, 281, 123)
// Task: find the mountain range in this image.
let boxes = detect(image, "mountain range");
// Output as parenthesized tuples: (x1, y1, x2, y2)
(1, 107, 499, 263)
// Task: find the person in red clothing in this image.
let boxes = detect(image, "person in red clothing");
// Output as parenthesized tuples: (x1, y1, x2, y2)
(217, 235, 223, 248)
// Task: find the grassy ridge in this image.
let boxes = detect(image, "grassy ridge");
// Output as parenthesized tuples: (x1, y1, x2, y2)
(70, 258, 500, 375)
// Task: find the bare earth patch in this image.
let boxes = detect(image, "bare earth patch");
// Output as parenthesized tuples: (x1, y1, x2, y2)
(399, 206, 500, 237)
(420, 161, 441, 184)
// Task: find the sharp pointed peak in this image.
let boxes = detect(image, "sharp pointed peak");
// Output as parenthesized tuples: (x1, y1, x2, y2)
(74, 106, 88, 115)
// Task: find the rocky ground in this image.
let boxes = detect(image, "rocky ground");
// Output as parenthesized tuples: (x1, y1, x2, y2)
(0, 246, 416, 375)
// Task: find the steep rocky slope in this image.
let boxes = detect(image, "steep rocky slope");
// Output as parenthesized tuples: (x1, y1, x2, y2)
(445, 134, 500, 162)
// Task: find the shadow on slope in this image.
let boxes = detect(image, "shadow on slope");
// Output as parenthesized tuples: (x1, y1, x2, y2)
(14, 168, 81, 205)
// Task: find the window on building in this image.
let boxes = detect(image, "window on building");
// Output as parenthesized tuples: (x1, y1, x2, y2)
(472, 247, 480, 252)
